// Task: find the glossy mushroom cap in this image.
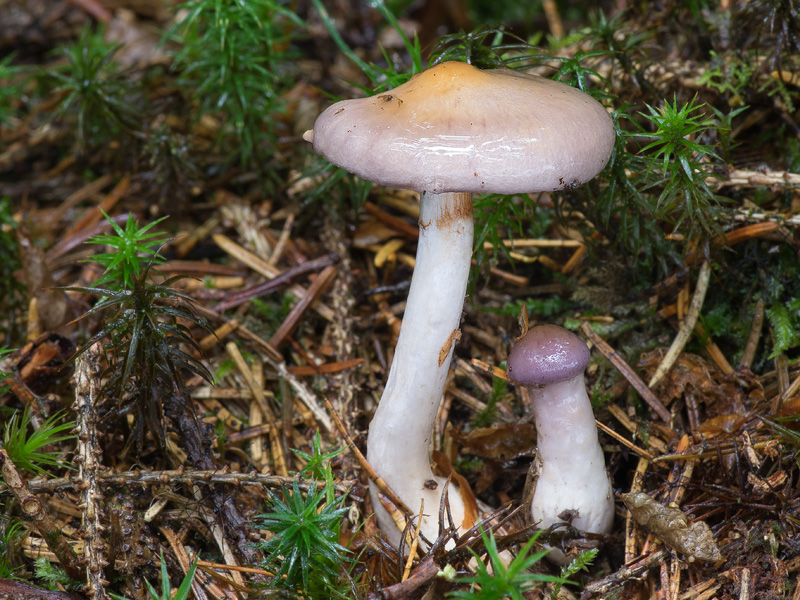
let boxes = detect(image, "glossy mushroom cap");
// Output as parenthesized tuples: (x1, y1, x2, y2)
(506, 324, 590, 386)
(306, 61, 615, 194)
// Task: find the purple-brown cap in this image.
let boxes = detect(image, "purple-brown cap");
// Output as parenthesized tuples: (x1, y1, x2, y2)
(507, 324, 590, 386)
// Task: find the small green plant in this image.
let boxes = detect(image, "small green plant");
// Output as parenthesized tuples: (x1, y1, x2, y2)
(292, 430, 346, 489)
(0, 519, 24, 579)
(0, 406, 74, 476)
(590, 372, 615, 411)
(431, 26, 516, 68)
(429, 24, 548, 70)
(473, 367, 507, 428)
(585, 10, 653, 87)
(34, 557, 82, 592)
(549, 49, 613, 96)
(698, 50, 755, 106)
(573, 107, 674, 279)
(49, 25, 142, 149)
(66, 259, 213, 450)
(167, 0, 303, 168)
(766, 299, 800, 358)
(255, 478, 350, 595)
(110, 549, 198, 600)
(638, 94, 727, 236)
(68, 213, 212, 450)
(471, 194, 537, 280)
(247, 293, 295, 336)
(448, 528, 564, 599)
(86, 211, 169, 290)
(550, 548, 598, 599)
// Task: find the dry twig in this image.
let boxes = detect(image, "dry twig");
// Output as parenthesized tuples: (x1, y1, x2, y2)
(72, 343, 110, 599)
(579, 322, 671, 422)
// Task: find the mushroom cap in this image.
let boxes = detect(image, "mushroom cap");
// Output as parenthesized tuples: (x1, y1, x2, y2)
(507, 324, 590, 386)
(307, 61, 615, 195)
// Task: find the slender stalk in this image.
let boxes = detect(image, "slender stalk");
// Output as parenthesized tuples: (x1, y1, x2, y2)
(529, 376, 614, 562)
(73, 343, 111, 598)
(367, 191, 473, 547)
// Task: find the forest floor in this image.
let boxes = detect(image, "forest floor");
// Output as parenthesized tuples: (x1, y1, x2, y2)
(1, 1, 799, 599)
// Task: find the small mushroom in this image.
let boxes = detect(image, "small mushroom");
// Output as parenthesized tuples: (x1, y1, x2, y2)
(507, 324, 614, 563)
(305, 61, 615, 549)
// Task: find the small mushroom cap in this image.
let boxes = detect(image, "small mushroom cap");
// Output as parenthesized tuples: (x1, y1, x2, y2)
(308, 61, 615, 195)
(507, 324, 590, 386)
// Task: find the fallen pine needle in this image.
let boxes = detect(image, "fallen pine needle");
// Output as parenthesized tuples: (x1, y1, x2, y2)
(648, 261, 712, 388)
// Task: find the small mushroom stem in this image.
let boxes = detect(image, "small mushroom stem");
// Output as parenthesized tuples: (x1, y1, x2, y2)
(507, 324, 614, 564)
(531, 377, 613, 529)
(530, 376, 614, 563)
(367, 191, 473, 548)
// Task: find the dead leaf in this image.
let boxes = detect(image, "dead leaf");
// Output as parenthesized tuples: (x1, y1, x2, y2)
(17, 223, 69, 332)
(696, 414, 746, 437)
(639, 351, 758, 420)
(746, 470, 788, 497)
(105, 9, 170, 68)
(15, 334, 76, 393)
(431, 451, 478, 531)
(452, 424, 537, 460)
(777, 396, 800, 429)
(352, 219, 399, 248)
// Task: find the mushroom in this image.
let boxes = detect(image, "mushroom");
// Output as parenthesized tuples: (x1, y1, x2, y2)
(506, 324, 614, 563)
(304, 61, 615, 548)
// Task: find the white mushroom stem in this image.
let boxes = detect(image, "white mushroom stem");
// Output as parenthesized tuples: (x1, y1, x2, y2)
(529, 375, 614, 563)
(367, 191, 473, 549)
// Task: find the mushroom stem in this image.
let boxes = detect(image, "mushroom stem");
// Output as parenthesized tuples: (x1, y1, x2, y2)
(530, 377, 614, 537)
(367, 191, 473, 548)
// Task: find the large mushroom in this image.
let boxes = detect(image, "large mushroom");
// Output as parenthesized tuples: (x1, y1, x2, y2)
(304, 61, 615, 548)
(506, 324, 614, 563)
